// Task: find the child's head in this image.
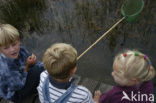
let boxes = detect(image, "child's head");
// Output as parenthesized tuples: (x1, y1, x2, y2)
(0, 24, 20, 59)
(112, 50, 155, 86)
(43, 43, 77, 80)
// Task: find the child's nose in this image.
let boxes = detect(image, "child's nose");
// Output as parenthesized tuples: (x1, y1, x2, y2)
(9, 46, 15, 51)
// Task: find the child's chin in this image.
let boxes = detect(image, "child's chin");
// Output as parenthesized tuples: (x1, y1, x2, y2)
(10, 56, 18, 59)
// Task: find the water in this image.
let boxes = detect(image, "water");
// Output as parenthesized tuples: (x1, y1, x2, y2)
(0, 0, 155, 85)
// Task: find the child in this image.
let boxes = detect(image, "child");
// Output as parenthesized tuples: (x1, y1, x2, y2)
(37, 43, 95, 103)
(0, 24, 45, 103)
(94, 50, 155, 103)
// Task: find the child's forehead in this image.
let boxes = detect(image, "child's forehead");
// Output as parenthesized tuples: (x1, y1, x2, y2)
(0, 40, 19, 47)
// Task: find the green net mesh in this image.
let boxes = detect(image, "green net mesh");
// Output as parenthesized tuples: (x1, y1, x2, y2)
(121, 0, 144, 23)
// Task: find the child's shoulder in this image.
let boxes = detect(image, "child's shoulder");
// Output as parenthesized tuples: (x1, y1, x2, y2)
(0, 53, 5, 59)
(40, 70, 48, 77)
(40, 70, 48, 81)
(0, 54, 7, 62)
(0, 54, 2, 60)
(0, 54, 8, 72)
(74, 85, 93, 97)
(0, 54, 3, 64)
(19, 45, 30, 57)
(40, 70, 92, 94)
(76, 85, 91, 92)
(20, 45, 28, 52)
(72, 85, 93, 101)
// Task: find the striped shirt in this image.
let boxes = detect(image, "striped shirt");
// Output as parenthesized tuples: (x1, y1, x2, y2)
(37, 71, 95, 103)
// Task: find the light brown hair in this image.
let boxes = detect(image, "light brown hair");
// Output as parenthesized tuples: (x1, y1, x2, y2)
(0, 24, 19, 46)
(43, 43, 77, 79)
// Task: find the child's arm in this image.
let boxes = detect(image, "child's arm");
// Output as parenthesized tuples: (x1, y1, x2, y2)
(25, 53, 37, 72)
(0, 62, 27, 99)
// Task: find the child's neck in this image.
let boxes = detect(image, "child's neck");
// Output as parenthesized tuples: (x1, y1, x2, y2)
(54, 77, 70, 83)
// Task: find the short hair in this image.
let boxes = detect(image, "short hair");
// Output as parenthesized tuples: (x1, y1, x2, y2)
(0, 24, 20, 46)
(43, 43, 77, 79)
(113, 50, 155, 84)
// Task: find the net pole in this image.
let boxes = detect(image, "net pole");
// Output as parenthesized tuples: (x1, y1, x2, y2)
(77, 17, 125, 60)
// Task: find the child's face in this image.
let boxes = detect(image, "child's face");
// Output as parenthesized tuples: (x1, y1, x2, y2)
(0, 40, 21, 59)
(112, 61, 126, 86)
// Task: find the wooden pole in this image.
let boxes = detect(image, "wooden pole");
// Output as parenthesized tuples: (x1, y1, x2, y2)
(77, 17, 125, 60)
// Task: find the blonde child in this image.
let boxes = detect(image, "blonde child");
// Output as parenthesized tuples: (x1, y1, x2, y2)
(37, 43, 95, 103)
(0, 24, 45, 103)
(94, 50, 155, 103)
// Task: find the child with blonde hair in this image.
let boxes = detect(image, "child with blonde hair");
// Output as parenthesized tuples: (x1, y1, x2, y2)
(94, 50, 155, 103)
(0, 24, 45, 103)
(37, 43, 95, 103)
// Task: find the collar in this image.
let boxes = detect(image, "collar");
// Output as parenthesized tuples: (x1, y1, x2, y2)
(49, 76, 75, 90)
(115, 82, 143, 91)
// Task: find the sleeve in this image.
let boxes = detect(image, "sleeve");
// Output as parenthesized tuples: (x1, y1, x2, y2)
(75, 86, 95, 103)
(0, 58, 27, 99)
(37, 71, 47, 103)
(99, 90, 132, 103)
(34, 61, 45, 71)
(99, 93, 111, 103)
(0, 71, 27, 99)
(83, 91, 95, 103)
(20, 46, 45, 71)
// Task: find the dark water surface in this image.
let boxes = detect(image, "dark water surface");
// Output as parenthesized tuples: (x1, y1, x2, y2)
(0, 0, 155, 85)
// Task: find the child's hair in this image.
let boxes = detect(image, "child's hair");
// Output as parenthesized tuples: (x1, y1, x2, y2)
(0, 24, 20, 46)
(42, 43, 77, 79)
(113, 50, 155, 84)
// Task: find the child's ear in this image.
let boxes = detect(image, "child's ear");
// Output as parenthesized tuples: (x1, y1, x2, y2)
(71, 66, 77, 75)
(127, 78, 137, 86)
(131, 78, 137, 84)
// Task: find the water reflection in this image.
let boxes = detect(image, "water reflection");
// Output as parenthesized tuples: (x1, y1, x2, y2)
(0, 0, 155, 85)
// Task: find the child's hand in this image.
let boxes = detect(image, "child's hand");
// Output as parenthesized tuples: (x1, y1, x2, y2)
(26, 53, 37, 67)
(93, 90, 101, 103)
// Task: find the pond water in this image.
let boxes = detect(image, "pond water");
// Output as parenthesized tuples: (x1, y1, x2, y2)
(0, 0, 155, 85)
